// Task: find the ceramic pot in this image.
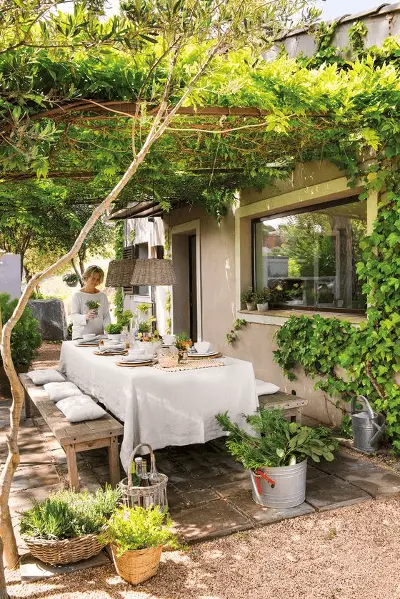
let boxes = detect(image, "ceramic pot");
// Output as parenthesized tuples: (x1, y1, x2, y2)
(108, 334, 122, 341)
(256, 302, 269, 312)
(246, 302, 256, 311)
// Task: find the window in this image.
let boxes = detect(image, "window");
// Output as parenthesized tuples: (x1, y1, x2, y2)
(122, 243, 150, 296)
(133, 243, 150, 296)
(253, 197, 367, 312)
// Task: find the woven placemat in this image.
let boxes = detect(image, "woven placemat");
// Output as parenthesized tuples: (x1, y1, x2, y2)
(116, 360, 155, 368)
(154, 358, 224, 372)
(187, 352, 222, 360)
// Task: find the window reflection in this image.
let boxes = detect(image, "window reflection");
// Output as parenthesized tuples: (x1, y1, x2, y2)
(254, 198, 367, 311)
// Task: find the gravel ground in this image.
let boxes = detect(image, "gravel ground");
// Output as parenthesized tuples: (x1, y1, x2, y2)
(6, 497, 400, 599)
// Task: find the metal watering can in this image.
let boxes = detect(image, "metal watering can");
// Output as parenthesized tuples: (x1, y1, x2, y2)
(351, 395, 386, 454)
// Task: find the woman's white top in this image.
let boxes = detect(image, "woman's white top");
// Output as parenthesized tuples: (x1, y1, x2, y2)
(71, 291, 111, 340)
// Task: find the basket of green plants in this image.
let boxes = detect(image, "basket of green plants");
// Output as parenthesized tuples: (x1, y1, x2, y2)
(20, 486, 121, 565)
(99, 505, 179, 585)
(216, 408, 338, 508)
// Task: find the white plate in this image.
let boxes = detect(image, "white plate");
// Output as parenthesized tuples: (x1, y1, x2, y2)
(120, 358, 153, 364)
(189, 351, 219, 358)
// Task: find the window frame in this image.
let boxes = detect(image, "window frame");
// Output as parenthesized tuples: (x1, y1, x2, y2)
(251, 195, 366, 315)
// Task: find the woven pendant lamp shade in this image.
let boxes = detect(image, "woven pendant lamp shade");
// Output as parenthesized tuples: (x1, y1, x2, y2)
(130, 259, 177, 286)
(105, 259, 136, 287)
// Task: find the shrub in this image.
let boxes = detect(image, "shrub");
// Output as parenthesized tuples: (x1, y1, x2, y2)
(0, 293, 42, 368)
(20, 486, 121, 541)
(100, 506, 179, 556)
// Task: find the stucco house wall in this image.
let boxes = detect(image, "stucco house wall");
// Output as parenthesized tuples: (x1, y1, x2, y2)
(165, 160, 373, 427)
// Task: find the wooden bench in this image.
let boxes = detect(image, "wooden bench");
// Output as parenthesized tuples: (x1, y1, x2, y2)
(19, 373, 124, 491)
(258, 391, 308, 423)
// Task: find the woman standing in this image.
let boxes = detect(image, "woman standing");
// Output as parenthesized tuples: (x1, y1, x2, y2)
(71, 265, 111, 340)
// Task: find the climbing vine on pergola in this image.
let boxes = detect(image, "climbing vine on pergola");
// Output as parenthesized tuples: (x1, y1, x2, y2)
(2, 3, 400, 578)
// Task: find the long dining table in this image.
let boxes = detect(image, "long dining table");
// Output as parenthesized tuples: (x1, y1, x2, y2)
(59, 341, 259, 472)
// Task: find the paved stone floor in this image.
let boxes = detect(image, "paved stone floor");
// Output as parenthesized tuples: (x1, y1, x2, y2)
(2, 343, 400, 556)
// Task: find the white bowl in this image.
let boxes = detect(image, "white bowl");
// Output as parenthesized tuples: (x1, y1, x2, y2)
(108, 334, 122, 341)
(83, 333, 96, 340)
(128, 349, 145, 358)
(163, 334, 175, 345)
(194, 341, 211, 354)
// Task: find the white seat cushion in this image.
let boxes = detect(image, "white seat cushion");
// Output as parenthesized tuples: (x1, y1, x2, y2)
(43, 382, 83, 402)
(56, 395, 106, 422)
(255, 379, 280, 396)
(27, 369, 65, 386)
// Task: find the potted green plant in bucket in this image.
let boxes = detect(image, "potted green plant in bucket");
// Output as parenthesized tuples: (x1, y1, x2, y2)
(216, 408, 337, 508)
(100, 505, 179, 585)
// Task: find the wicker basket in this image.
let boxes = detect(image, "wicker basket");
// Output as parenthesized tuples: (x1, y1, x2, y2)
(24, 534, 105, 565)
(111, 543, 162, 585)
(119, 443, 168, 510)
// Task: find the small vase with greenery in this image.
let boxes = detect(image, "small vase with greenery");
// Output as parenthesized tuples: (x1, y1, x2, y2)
(137, 318, 156, 340)
(174, 332, 193, 351)
(86, 300, 100, 316)
(20, 487, 121, 565)
(241, 288, 256, 310)
(100, 506, 179, 584)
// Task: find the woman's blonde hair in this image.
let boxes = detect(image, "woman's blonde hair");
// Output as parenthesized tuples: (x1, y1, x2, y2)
(82, 265, 105, 283)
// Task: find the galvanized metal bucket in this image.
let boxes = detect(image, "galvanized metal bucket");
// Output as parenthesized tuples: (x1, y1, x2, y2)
(250, 459, 307, 508)
(351, 395, 386, 454)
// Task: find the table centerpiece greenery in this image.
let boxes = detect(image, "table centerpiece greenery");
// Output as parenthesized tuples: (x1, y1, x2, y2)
(105, 323, 123, 335)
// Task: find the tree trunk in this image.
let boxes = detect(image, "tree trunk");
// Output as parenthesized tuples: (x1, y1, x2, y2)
(0, 538, 9, 599)
(78, 254, 85, 276)
(71, 259, 83, 287)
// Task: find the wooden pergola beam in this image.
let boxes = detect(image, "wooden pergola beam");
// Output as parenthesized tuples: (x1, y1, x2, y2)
(28, 101, 272, 123)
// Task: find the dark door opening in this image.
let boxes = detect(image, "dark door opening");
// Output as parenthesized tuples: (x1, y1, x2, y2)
(188, 234, 197, 341)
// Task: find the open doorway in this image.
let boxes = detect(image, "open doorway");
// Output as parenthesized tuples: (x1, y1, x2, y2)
(171, 220, 201, 341)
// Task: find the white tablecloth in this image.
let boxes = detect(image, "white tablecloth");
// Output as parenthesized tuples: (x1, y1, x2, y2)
(59, 341, 258, 472)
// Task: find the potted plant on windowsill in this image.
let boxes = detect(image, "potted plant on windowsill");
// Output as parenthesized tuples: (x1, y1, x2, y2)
(254, 289, 270, 312)
(99, 506, 179, 585)
(20, 487, 121, 565)
(216, 408, 337, 508)
(105, 322, 123, 340)
(241, 288, 256, 311)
